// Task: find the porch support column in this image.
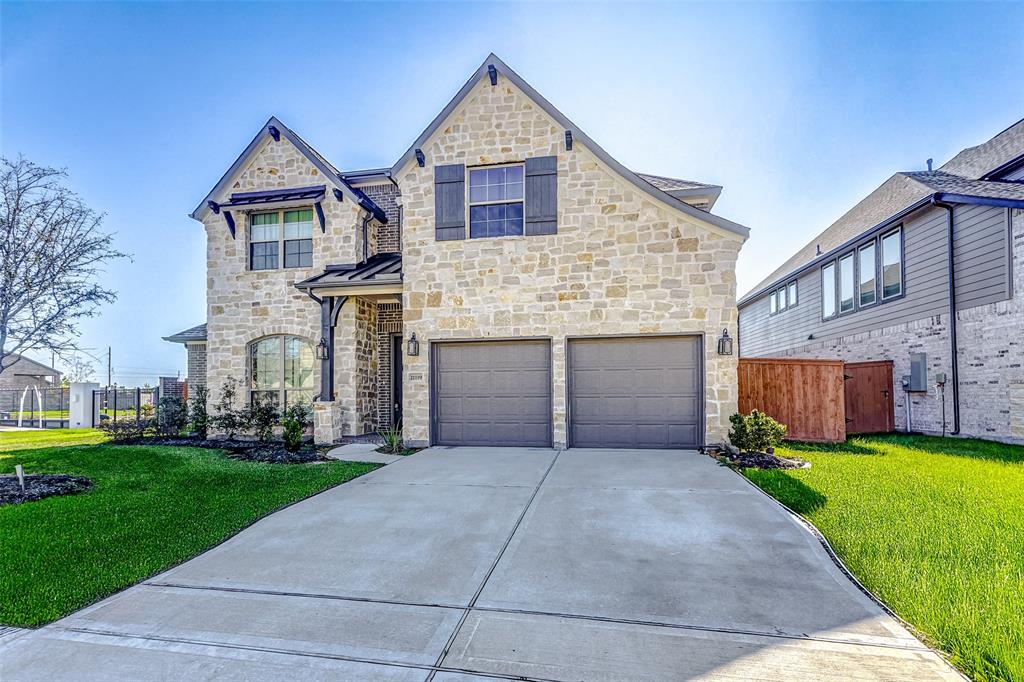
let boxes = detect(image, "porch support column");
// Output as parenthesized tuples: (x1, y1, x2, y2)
(319, 297, 333, 402)
(318, 295, 348, 402)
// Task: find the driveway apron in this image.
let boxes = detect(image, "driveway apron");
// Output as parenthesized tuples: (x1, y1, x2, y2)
(1, 447, 960, 681)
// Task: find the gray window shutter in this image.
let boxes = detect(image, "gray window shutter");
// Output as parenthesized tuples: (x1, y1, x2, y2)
(525, 156, 557, 235)
(435, 164, 465, 241)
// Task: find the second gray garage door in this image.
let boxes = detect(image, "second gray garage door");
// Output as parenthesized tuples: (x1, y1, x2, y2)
(432, 340, 552, 447)
(568, 336, 703, 448)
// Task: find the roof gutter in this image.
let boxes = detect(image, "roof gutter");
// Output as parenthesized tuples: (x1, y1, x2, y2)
(931, 195, 960, 436)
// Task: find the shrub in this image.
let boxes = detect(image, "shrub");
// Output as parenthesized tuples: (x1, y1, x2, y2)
(281, 402, 311, 452)
(98, 417, 156, 443)
(156, 396, 187, 437)
(211, 378, 245, 440)
(188, 385, 210, 439)
(245, 393, 279, 442)
(728, 410, 788, 453)
(377, 423, 403, 454)
(140, 402, 155, 418)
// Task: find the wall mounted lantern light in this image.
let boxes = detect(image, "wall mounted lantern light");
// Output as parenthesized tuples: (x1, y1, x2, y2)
(717, 329, 733, 356)
(315, 337, 330, 361)
(407, 333, 420, 357)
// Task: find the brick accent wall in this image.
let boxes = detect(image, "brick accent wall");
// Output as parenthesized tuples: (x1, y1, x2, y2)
(186, 343, 206, 389)
(376, 302, 403, 428)
(159, 376, 185, 399)
(360, 183, 402, 253)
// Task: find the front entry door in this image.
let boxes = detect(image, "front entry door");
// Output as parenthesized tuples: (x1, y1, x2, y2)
(391, 334, 403, 427)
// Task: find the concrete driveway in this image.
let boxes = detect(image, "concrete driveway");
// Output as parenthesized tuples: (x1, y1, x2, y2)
(2, 447, 959, 681)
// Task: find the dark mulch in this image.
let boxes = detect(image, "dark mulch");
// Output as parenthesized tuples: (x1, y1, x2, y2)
(1, 474, 93, 506)
(375, 446, 423, 456)
(227, 446, 325, 464)
(710, 448, 809, 470)
(120, 437, 325, 464)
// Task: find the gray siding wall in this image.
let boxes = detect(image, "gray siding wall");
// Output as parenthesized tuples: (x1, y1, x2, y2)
(739, 204, 1011, 357)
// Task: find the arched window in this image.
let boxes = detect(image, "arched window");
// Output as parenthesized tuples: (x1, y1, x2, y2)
(249, 336, 315, 406)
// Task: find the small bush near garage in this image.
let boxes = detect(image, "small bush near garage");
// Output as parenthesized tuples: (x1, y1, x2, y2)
(728, 410, 787, 453)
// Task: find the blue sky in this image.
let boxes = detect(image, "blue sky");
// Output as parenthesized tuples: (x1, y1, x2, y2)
(2, 1, 1022, 384)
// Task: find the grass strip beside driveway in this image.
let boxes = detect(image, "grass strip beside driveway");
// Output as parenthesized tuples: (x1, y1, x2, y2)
(1, 432, 376, 627)
(743, 435, 1024, 682)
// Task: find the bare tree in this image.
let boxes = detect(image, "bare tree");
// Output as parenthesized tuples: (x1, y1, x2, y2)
(63, 354, 96, 384)
(0, 156, 128, 375)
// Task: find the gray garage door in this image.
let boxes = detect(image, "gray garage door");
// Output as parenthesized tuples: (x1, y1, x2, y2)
(568, 336, 703, 448)
(432, 340, 552, 447)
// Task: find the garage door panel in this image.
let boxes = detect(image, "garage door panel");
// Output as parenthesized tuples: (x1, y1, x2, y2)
(433, 340, 553, 447)
(569, 337, 702, 449)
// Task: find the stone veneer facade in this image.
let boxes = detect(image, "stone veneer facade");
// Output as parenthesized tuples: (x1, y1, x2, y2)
(203, 136, 383, 437)
(774, 208, 1024, 443)
(395, 74, 744, 447)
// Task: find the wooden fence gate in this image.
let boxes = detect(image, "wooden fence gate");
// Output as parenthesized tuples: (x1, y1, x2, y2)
(844, 360, 895, 434)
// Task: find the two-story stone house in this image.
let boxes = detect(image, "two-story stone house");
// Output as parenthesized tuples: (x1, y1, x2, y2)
(168, 54, 751, 448)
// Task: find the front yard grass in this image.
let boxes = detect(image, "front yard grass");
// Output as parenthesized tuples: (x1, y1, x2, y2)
(0, 429, 377, 627)
(743, 435, 1024, 682)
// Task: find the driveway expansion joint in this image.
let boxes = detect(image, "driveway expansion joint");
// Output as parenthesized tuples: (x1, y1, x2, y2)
(427, 447, 564, 680)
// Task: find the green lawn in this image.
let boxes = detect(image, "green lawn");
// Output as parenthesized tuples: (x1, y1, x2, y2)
(743, 435, 1024, 682)
(0, 429, 377, 627)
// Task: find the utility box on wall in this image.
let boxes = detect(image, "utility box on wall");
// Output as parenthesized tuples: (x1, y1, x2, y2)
(909, 353, 928, 392)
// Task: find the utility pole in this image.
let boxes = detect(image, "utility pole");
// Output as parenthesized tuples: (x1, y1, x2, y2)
(107, 346, 112, 388)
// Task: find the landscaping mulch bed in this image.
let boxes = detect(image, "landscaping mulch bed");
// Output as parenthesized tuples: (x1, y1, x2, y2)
(706, 447, 809, 470)
(375, 446, 424, 456)
(1, 474, 93, 506)
(121, 437, 326, 464)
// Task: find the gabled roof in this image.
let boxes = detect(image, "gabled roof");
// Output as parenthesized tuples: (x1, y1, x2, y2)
(390, 53, 750, 240)
(295, 253, 402, 291)
(941, 118, 1024, 179)
(190, 117, 386, 223)
(163, 323, 207, 344)
(0, 353, 60, 377)
(740, 120, 1024, 305)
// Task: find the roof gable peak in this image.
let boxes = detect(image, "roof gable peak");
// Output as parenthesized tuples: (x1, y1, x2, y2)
(391, 53, 749, 240)
(191, 117, 385, 222)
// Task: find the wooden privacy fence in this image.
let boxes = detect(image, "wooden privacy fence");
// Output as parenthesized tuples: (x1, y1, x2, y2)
(738, 358, 846, 442)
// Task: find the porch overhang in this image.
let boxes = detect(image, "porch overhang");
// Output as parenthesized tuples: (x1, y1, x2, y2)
(295, 253, 403, 297)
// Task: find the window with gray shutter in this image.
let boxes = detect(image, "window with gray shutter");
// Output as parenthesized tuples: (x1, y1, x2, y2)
(524, 156, 557, 235)
(435, 163, 466, 241)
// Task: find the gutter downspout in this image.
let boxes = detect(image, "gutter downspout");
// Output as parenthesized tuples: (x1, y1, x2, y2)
(931, 196, 960, 435)
(361, 211, 373, 263)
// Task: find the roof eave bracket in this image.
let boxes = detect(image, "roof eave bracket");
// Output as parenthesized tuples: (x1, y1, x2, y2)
(487, 64, 497, 86)
(224, 210, 236, 239)
(315, 201, 326, 233)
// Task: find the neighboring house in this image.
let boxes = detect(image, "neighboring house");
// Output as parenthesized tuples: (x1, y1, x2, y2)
(0, 353, 61, 391)
(175, 54, 750, 448)
(162, 323, 207, 391)
(738, 119, 1024, 443)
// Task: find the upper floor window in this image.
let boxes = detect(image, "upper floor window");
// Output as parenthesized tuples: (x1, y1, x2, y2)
(469, 165, 524, 238)
(249, 209, 313, 271)
(822, 262, 836, 319)
(821, 226, 903, 320)
(881, 228, 903, 299)
(858, 241, 877, 307)
(769, 281, 798, 316)
(249, 335, 315, 407)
